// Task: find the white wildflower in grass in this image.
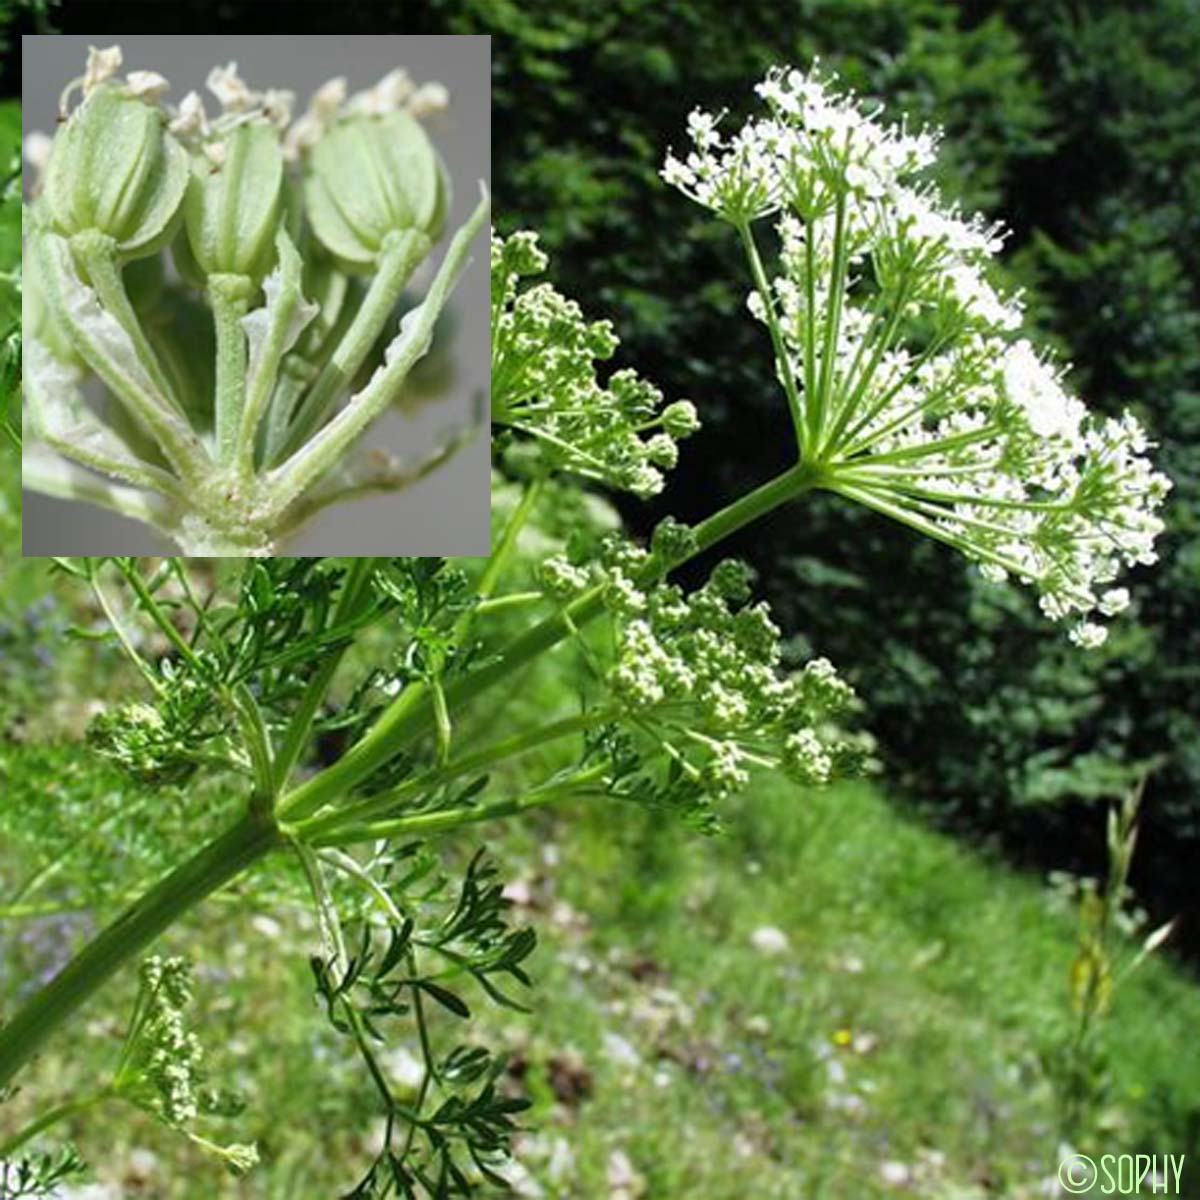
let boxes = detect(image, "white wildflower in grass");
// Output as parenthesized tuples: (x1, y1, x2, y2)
(750, 926, 790, 955)
(661, 64, 1170, 645)
(491, 231, 699, 496)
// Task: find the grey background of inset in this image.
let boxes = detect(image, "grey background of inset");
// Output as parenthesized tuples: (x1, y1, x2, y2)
(20, 34, 491, 557)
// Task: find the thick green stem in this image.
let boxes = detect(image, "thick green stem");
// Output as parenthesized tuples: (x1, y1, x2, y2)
(280, 461, 820, 821)
(0, 811, 280, 1093)
(209, 274, 254, 468)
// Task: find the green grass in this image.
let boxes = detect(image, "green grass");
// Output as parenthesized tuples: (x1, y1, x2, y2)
(481, 776, 1200, 1198)
(2, 737, 1197, 1198)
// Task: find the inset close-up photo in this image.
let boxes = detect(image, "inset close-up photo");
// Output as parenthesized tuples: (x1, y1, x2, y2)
(20, 34, 491, 556)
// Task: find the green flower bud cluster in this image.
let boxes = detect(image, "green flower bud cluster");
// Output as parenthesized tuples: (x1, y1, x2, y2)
(491, 230, 699, 497)
(22, 46, 489, 555)
(125, 956, 204, 1124)
(112, 956, 260, 1175)
(540, 533, 861, 799)
(86, 667, 217, 786)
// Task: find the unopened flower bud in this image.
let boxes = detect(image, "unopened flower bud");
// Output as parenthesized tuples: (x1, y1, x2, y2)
(303, 109, 449, 271)
(662, 400, 700, 438)
(42, 84, 189, 261)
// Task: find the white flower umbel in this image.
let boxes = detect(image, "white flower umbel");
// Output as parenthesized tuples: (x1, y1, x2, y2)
(22, 47, 489, 555)
(661, 64, 1170, 644)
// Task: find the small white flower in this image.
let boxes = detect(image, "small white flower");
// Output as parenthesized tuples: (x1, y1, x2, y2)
(312, 76, 348, 117)
(260, 87, 296, 127)
(284, 77, 348, 160)
(686, 108, 720, 150)
(372, 67, 415, 110)
(207, 61, 259, 112)
(1069, 621, 1108, 649)
(1098, 587, 1130, 616)
(125, 70, 170, 101)
(83, 44, 123, 96)
(408, 81, 450, 117)
(168, 90, 209, 139)
(1002, 340, 1083, 439)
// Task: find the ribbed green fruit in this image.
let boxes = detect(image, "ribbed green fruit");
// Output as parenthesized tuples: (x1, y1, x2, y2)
(303, 110, 450, 271)
(183, 122, 285, 282)
(42, 85, 188, 261)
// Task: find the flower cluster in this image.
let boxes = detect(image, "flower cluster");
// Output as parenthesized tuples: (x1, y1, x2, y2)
(661, 65, 1170, 645)
(122, 956, 204, 1125)
(542, 532, 862, 796)
(284, 66, 449, 161)
(114, 956, 260, 1175)
(86, 667, 220, 786)
(22, 45, 488, 556)
(491, 231, 699, 497)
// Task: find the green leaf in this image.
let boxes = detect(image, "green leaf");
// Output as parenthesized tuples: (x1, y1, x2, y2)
(419, 981, 470, 1019)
